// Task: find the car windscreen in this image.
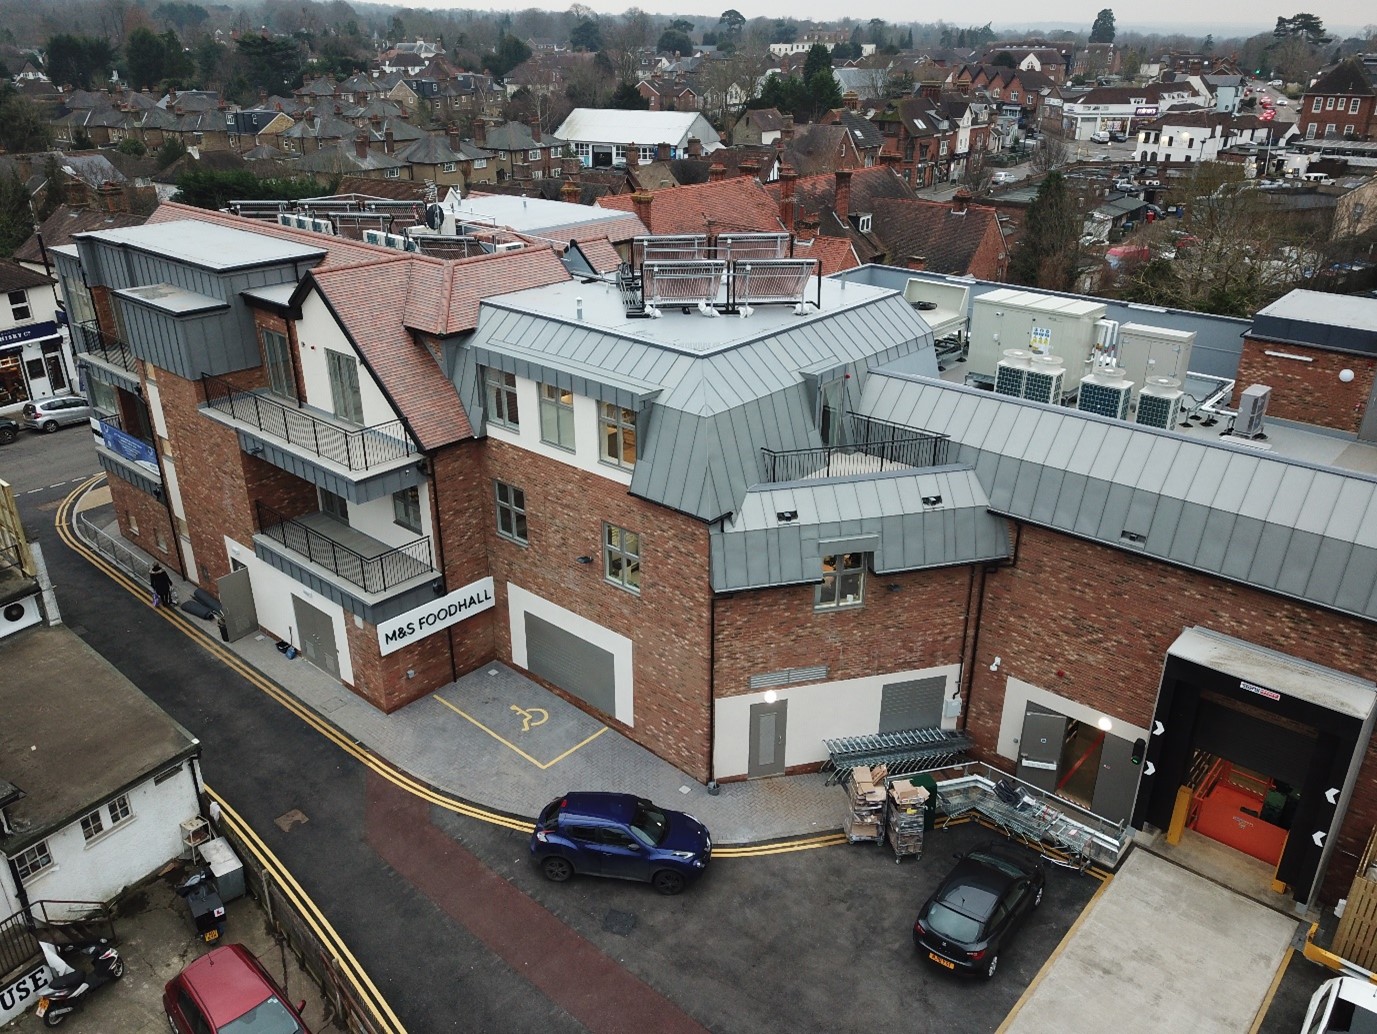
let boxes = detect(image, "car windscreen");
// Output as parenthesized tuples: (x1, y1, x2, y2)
(924, 901, 983, 943)
(537, 800, 562, 831)
(969, 851, 1026, 879)
(221, 996, 303, 1033)
(630, 802, 669, 846)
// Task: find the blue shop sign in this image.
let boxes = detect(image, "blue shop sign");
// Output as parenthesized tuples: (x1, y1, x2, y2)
(0, 321, 59, 348)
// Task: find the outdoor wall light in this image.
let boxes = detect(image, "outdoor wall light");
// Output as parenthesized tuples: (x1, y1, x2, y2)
(1340, 369, 1355, 383)
(989, 656, 1002, 672)
(575, 555, 594, 565)
(1097, 715, 1113, 732)
(762, 689, 778, 704)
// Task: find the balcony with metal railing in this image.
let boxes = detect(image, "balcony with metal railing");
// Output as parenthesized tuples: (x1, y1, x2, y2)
(254, 500, 434, 596)
(202, 373, 416, 475)
(760, 415, 951, 483)
(73, 320, 139, 376)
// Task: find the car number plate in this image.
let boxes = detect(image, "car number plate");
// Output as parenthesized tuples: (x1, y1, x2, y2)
(929, 952, 955, 970)
(204, 929, 220, 942)
(36, 999, 49, 1017)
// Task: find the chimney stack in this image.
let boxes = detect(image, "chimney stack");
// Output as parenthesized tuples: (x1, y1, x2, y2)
(782, 113, 794, 142)
(795, 214, 819, 241)
(626, 141, 639, 168)
(739, 158, 760, 180)
(779, 163, 797, 233)
(354, 133, 368, 159)
(473, 119, 487, 146)
(447, 123, 461, 151)
(688, 136, 702, 157)
(560, 180, 581, 203)
(630, 190, 653, 230)
(657, 141, 671, 161)
(907, 255, 927, 271)
(708, 162, 726, 181)
(531, 122, 541, 143)
(951, 187, 972, 215)
(384, 128, 395, 155)
(834, 168, 852, 220)
(561, 155, 582, 179)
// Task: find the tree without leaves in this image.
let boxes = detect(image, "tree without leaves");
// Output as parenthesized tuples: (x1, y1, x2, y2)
(0, 170, 34, 258)
(1029, 134, 1069, 174)
(1089, 8, 1116, 44)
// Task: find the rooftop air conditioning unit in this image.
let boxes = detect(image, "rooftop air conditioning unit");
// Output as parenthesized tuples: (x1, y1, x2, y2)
(1077, 369, 1133, 419)
(362, 229, 388, 247)
(994, 349, 1032, 398)
(1022, 355, 1065, 404)
(493, 241, 524, 253)
(1235, 383, 1271, 438)
(1136, 377, 1184, 429)
(0, 593, 43, 641)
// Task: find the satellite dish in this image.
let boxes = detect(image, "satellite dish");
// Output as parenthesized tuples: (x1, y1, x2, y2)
(425, 204, 443, 231)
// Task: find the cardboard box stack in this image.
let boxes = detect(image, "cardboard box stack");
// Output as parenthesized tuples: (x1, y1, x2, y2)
(843, 764, 888, 843)
(887, 781, 930, 860)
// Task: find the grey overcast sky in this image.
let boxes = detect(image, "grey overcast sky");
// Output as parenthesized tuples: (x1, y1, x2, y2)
(432, 1, 1371, 37)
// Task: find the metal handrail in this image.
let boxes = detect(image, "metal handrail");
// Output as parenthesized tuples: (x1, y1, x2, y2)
(73, 320, 139, 373)
(254, 500, 432, 593)
(761, 428, 950, 483)
(202, 374, 415, 471)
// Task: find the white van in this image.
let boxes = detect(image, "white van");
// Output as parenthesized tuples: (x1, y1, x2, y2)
(1090, 130, 1111, 144)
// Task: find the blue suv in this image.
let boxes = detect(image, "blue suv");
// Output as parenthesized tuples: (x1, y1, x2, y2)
(531, 792, 712, 895)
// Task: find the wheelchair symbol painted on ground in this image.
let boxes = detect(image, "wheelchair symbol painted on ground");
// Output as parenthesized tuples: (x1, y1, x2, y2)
(510, 704, 549, 732)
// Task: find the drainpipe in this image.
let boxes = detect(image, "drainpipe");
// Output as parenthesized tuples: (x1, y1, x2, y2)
(429, 451, 459, 686)
(960, 522, 1022, 734)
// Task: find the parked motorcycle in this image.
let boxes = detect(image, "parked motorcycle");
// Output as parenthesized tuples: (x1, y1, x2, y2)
(175, 867, 226, 942)
(34, 939, 125, 1027)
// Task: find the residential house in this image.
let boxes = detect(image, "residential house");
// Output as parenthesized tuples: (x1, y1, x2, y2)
(378, 39, 445, 75)
(397, 133, 494, 193)
(292, 136, 412, 182)
(771, 166, 916, 263)
(598, 175, 784, 236)
(872, 96, 961, 188)
(1061, 81, 1206, 140)
(1135, 112, 1282, 164)
(783, 122, 873, 176)
(981, 46, 1070, 83)
(474, 120, 564, 183)
(1298, 59, 1375, 143)
(556, 108, 721, 167)
(732, 108, 787, 146)
(868, 190, 1008, 278)
(0, 260, 74, 407)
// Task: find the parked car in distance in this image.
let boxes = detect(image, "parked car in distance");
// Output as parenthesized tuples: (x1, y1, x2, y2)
(1089, 130, 1111, 144)
(913, 843, 1046, 978)
(164, 943, 310, 1033)
(531, 791, 711, 895)
(1269, 79, 1284, 87)
(22, 395, 92, 433)
(0, 417, 17, 445)
(1302, 976, 1377, 1032)
(1112, 180, 1140, 194)
(991, 170, 1017, 185)
(1108, 130, 1127, 142)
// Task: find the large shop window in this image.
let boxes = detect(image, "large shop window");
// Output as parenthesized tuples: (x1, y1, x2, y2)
(816, 553, 865, 609)
(485, 368, 519, 429)
(604, 523, 641, 594)
(539, 383, 576, 450)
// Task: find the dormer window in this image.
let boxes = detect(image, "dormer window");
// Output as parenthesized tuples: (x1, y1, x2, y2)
(857, 214, 873, 233)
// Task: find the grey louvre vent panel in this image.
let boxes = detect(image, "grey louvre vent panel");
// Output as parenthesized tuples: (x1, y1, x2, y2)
(748, 665, 829, 690)
(879, 677, 946, 733)
(525, 613, 615, 715)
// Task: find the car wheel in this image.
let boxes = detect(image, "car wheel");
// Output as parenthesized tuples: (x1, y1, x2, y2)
(1033, 885, 1044, 907)
(984, 953, 999, 979)
(540, 856, 574, 883)
(0, 426, 14, 444)
(42, 420, 58, 433)
(651, 870, 686, 896)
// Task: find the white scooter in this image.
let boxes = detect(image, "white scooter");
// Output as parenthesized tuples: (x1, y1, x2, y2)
(34, 938, 125, 1027)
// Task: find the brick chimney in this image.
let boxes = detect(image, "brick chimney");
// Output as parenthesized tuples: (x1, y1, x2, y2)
(561, 156, 582, 179)
(626, 141, 639, 168)
(778, 162, 797, 233)
(657, 141, 671, 161)
(531, 123, 541, 143)
(688, 136, 702, 157)
(561, 180, 581, 203)
(834, 168, 852, 220)
(631, 191, 653, 230)
(354, 133, 368, 159)
(951, 187, 972, 215)
(384, 128, 395, 155)
(782, 113, 794, 142)
(96, 181, 125, 214)
(473, 119, 487, 146)
(796, 214, 819, 241)
(259, 88, 268, 106)
(447, 123, 461, 150)
(708, 162, 726, 181)
(739, 158, 760, 180)
(906, 255, 927, 271)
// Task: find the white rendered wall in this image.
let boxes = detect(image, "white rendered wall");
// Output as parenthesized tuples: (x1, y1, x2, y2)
(295, 289, 399, 429)
(345, 483, 432, 549)
(996, 676, 1149, 763)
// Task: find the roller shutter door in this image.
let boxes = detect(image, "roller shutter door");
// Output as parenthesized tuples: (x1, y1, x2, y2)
(525, 612, 616, 715)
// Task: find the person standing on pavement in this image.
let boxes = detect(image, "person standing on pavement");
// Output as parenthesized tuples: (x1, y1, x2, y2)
(149, 563, 174, 607)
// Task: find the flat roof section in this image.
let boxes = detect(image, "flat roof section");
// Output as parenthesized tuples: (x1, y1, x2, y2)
(1251, 289, 1377, 356)
(0, 626, 199, 853)
(452, 195, 636, 235)
(116, 282, 228, 316)
(76, 220, 327, 273)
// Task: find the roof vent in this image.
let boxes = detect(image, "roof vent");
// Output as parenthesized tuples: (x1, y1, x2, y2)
(576, 296, 583, 321)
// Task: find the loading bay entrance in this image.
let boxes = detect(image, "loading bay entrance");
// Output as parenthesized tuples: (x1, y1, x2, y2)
(1134, 627, 1376, 905)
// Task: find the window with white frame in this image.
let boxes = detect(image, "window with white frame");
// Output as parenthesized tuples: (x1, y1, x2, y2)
(816, 553, 865, 609)
(8, 290, 30, 321)
(1346, 124, 1357, 137)
(858, 214, 873, 232)
(639, 146, 656, 162)
(528, 148, 542, 160)
(260, 328, 296, 401)
(80, 793, 132, 841)
(495, 481, 527, 544)
(15, 841, 52, 881)
(1326, 97, 1335, 109)
(385, 167, 400, 178)
(539, 383, 575, 450)
(604, 524, 641, 593)
(442, 162, 457, 173)
(599, 403, 637, 469)
(576, 143, 592, 159)
(485, 368, 519, 429)
(1312, 97, 1322, 112)
(1351, 97, 1362, 114)
(474, 158, 488, 169)
(1325, 124, 1337, 137)
(393, 486, 422, 532)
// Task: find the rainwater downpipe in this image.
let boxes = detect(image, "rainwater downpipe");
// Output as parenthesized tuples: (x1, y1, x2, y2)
(960, 521, 1022, 734)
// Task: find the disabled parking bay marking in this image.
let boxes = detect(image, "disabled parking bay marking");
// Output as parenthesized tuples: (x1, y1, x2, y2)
(436, 695, 606, 769)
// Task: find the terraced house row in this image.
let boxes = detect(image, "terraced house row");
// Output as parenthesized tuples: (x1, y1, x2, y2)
(54, 201, 1377, 908)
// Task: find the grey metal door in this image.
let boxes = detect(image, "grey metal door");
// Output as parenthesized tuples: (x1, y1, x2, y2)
(524, 613, 615, 715)
(1091, 732, 1140, 822)
(748, 700, 788, 778)
(1017, 707, 1067, 793)
(879, 677, 946, 733)
(292, 596, 338, 679)
(216, 568, 258, 643)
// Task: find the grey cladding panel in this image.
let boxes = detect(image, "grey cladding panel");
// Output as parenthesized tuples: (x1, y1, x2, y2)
(1051, 471, 1088, 528)
(1306, 539, 1353, 605)
(1095, 483, 1135, 542)
(1275, 530, 1323, 597)
(1218, 515, 1265, 580)
(1028, 466, 1066, 525)
(1247, 523, 1292, 586)
(1336, 546, 1377, 613)
(524, 612, 616, 715)
(1143, 496, 1184, 555)
(1072, 477, 1111, 538)
(1169, 501, 1211, 567)
(1195, 509, 1238, 571)
(879, 677, 945, 733)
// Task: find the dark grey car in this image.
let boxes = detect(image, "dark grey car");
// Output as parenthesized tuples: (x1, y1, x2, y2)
(23, 396, 92, 432)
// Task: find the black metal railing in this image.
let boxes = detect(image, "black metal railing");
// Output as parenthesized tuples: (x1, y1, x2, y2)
(761, 416, 950, 483)
(0, 899, 114, 977)
(255, 500, 433, 594)
(73, 320, 139, 373)
(203, 374, 415, 471)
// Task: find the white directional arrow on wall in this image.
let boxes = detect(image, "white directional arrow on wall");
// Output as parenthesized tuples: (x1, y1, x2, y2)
(1313, 831, 1327, 848)
(1144, 761, 1156, 776)
(1326, 788, 1341, 805)
(1153, 721, 1165, 736)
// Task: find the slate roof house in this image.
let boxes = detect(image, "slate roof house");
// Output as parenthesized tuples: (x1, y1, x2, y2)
(51, 197, 1377, 918)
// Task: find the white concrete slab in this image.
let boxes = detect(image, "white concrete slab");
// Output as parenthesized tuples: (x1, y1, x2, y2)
(1004, 849, 1297, 1034)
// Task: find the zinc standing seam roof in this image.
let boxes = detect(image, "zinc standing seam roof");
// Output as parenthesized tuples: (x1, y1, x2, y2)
(859, 371, 1377, 623)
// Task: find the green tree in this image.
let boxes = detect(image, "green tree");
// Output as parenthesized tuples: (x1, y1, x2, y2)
(172, 169, 329, 210)
(1089, 8, 1116, 44)
(0, 83, 54, 152)
(668, 19, 694, 33)
(1274, 13, 1329, 44)
(484, 33, 532, 77)
(192, 34, 224, 85)
(771, 21, 797, 44)
(36, 156, 65, 221)
(657, 29, 693, 55)
(46, 34, 114, 89)
(993, 51, 1016, 68)
(117, 137, 148, 156)
(609, 80, 649, 109)
(126, 27, 168, 90)
(153, 2, 208, 31)
(803, 42, 832, 82)
(718, 9, 745, 37)
(1009, 172, 1083, 290)
(234, 35, 303, 98)
(156, 136, 187, 168)
(806, 68, 842, 116)
(570, 18, 601, 51)
(0, 170, 34, 258)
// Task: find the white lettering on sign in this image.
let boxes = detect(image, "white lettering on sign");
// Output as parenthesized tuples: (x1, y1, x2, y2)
(377, 576, 495, 656)
(1240, 680, 1281, 702)
(0, 966, 49, 1024)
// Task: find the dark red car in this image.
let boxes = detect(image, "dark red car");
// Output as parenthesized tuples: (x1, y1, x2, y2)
(164, 943, 309, 1033)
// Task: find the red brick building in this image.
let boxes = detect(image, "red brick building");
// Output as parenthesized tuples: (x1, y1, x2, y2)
(1298, 59, 1376, 142)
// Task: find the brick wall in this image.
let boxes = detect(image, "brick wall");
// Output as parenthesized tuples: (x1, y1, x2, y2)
(108, 476, 179, 573)
(972, 523, 1377, 901)
(1237, 336, 1376, 433)
(345, 612, 456, 712)
(712, 565, 972, 697)
(480, 440, 714, 781)
(431, 441, 497, 676)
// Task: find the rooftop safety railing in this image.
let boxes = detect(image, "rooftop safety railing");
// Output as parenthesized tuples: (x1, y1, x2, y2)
(761, 416, 950, 483)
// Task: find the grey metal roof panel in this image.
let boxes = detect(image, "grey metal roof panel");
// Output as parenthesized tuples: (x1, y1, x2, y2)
(1337, 546, 1377, 613)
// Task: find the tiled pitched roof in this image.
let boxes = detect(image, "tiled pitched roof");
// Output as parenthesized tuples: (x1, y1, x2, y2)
(400, 245, 570, 336)
(784, 124, 854, 176)
(0, 259, 53, 293)
(1308, 59, 1374, 97)
(572, 236, 623, 273)
(870, 197, 1003, 276)
(334, 176, 431, 201)
(791, 233, 858, 275)
(597, 177, 783, 235)
(775, 166, 915, 221)
(13, 206, 149, 265)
